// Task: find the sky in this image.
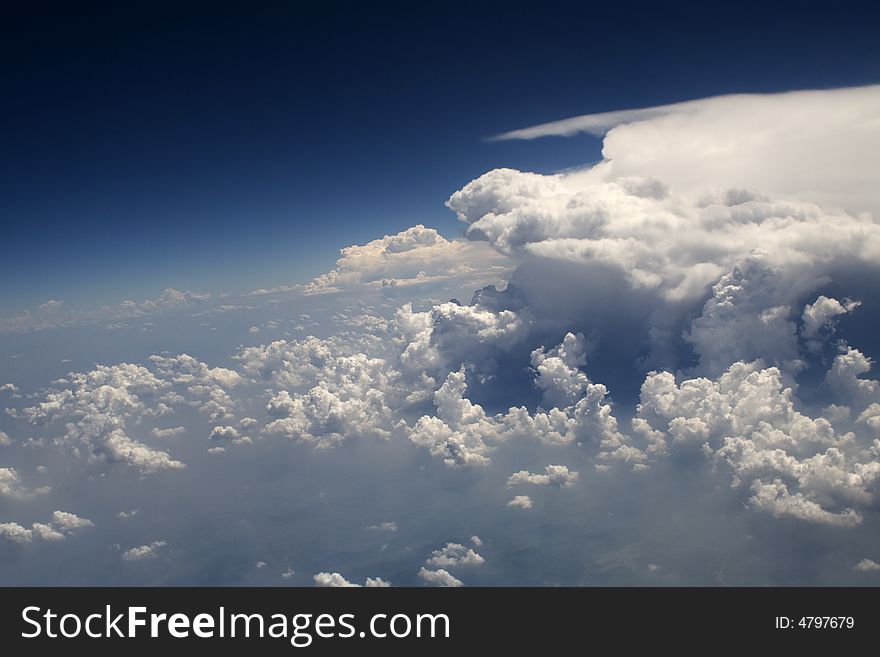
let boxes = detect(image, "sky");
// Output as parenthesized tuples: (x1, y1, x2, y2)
(2, 1, 879, 312)
(2, 2, 880, 586)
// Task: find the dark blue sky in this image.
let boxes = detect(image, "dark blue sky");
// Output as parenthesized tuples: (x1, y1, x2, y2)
(2, 1, 878, 313)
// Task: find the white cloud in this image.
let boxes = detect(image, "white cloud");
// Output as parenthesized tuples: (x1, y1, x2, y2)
(425, 542, 485, 568)
(854, 559, 880, 572)
(31, 523, 65, 541)
(0, 467, 49, 499)
(210, 425, 243, 441)
(418, 567, 463, 587)
(0, 522, 33, 544)
(313, 572, 359, 587)
(470, 535, 483, 547)
(636, 356, 880, 526)
(122, 540, 167, 561)
(151, 426, 186, 439)
(802, 296, 860, 341)
(448, 168, 880, 306)
(507, 465, 579, 487)
(297, 225, 510, 296)
(15, 363, 185, 474)
(507, 495, 533, 509)
(490, 85, 880, 219)
(365, 577, 392, 587)
(0, 510, 94, 545)
(51, 511, 94, 531)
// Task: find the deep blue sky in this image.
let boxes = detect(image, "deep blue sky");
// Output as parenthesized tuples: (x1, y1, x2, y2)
(2, 1, 878, 313)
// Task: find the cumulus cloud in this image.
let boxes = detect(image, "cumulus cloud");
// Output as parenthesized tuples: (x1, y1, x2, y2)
(507, 495, 533, 509)
(448, 168, 880, 308)
(802, 296, 861, 345)
(507, 465, 579, 487)
(854, 559, 880, 572)
(14, 363, 185, 473)
(635, 356, 880, 526)
(313, 572, 389, 587)
(0, 522, 33, 544)
(0, 510, 93, 545)
(122, 540, 167, 561)
(418, 567, 463, 587)
(297, 225, 510, 296)
(425, 542, 485, 568)
(0, 468, 49, 499)
(51, 511, 94, 531)
(365, 577, 392, 587)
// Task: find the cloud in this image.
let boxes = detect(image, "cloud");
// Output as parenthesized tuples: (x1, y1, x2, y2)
(297, 225, 510, 296)
(366, 521, 398, 532)
(506, 465, 579, 487)
(122, 540, 167, 561)
(0, 288, 212, 334)
(51, 511, 94, 531)
(489, 85, 880, 219)
(0, 522, 33, 544)
(447, 168, 880, 306)
(507, 495, 533, 509)
(365, 577, 392, 587)
(418, 567, 463, 587)
(31, 523, 65, 541)
(0, 467, 50, 499)
(151, 426, 186, 439)
(313, 572, 389, 587)
(854, 559, 880, 572)
(801, 295, 861, 344)
(14, 363, 185, 473)
(425, 542, 485, 568)
(0, 511, 93, 545)
(636, 356, 880, 526)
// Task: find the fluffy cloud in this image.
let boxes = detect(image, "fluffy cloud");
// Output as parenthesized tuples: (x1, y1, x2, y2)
(854, 559, 880, 572)
(418, 567, 463, 587)
(51, 511, 94, 531)
(365, 577, 392, 587)
(122, 541, 167, 561)
(635, 356, 880, 526)
(0, 467, 50, 499)
(313, 572, 390, 587)
(298, 225, 510, 296)
(425, 543, 485, 568)
(507, 495, 533, 509)
(0, 511, 93, 544)
(0, 522, 33, 544)
(507, 465, 579, 487)
(802, 296, 861, 342)
(313, 572, 359, 587)
(448, 168, 880, 307)
(14, 363, 184, 473)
